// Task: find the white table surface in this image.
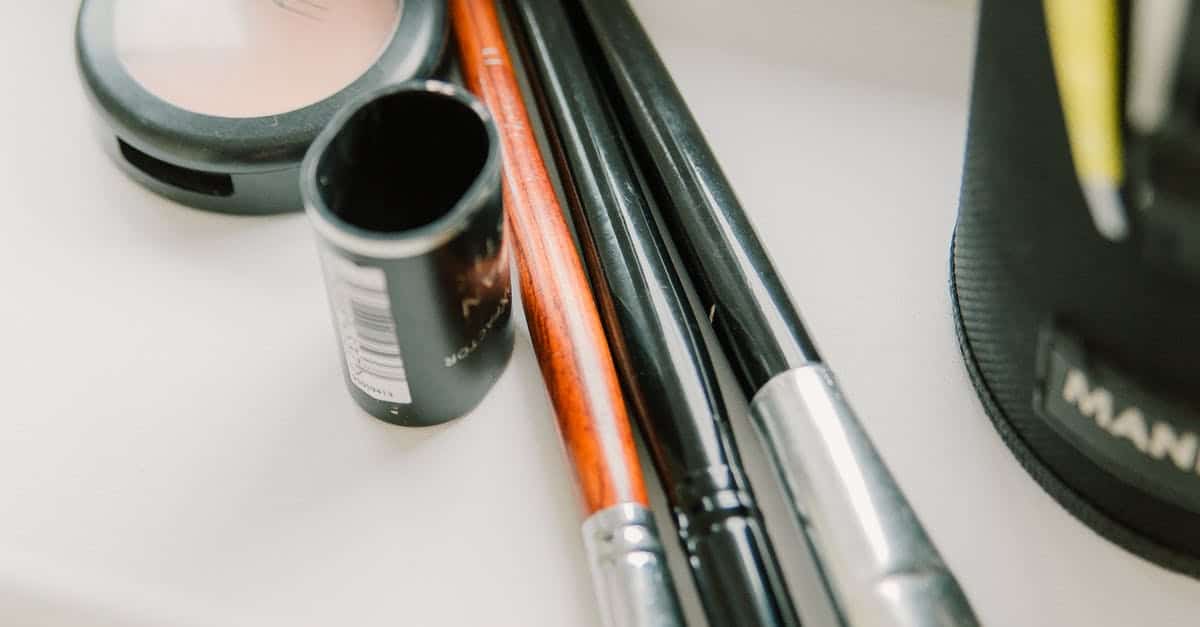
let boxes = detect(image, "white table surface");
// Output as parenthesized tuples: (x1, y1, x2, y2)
(3, 1, 1199, 626)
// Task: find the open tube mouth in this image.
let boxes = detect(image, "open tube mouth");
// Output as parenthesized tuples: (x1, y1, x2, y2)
(303, 81, 499, 257)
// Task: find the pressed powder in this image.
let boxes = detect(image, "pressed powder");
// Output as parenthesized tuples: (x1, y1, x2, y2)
(114, 0, 402, 118)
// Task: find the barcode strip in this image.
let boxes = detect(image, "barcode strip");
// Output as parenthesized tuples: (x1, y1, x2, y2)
(324, 253, 413, 404)
(348, 289, 406, 382)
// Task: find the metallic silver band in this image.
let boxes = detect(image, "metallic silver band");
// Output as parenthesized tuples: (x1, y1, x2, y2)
(581, 503, 685, 627)
(750, 364, 979, 627)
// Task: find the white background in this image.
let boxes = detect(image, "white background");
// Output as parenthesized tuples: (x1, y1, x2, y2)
(3, 1, 1199, 625)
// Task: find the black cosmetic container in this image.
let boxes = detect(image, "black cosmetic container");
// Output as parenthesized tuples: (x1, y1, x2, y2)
(954, 0, 1200, 577)
(303, 81, 513, 426)
(76, 0, 446, 215)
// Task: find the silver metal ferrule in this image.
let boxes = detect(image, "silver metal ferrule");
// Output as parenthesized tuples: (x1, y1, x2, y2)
(581, 503, 686, 627)
(750, 364, 979, 627)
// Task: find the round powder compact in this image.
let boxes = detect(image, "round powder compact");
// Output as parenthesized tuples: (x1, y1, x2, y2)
(76, 0, 446, 215)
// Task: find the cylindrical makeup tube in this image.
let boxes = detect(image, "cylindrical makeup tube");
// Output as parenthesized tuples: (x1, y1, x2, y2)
(302, 80, 513, 426)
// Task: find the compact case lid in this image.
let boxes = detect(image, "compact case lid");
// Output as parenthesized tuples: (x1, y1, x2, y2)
(75, 0, 446, 215)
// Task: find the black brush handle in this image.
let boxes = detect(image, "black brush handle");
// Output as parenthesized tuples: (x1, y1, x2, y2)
(565, 0, 820, 396)
(505, 0, 803, 625)
(568, 1, 980, 625)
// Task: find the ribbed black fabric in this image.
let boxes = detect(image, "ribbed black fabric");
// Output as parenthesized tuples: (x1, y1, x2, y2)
(952, 0, 1200, 576)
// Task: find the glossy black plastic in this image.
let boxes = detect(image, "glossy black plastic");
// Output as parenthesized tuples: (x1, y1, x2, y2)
(569, 0, 820, 394)
(302, 82, 513, 426)
(506, 1, 801, 625)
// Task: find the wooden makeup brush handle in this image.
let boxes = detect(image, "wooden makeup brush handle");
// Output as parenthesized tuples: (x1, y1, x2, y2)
(449, 0, 645, 514)
(450, 4, 683, 625)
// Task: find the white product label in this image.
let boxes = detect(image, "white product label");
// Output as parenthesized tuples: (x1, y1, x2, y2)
(322, 254, 412, 404)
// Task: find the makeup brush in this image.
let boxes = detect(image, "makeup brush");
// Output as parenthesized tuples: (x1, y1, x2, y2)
(449, 2, 687, 626)
(568, 1, 979, 624)
(503, 0, 804, 625)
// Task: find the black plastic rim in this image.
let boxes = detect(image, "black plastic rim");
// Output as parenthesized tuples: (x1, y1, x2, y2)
(76, 0, 445, 172)
(950, 232, 1200, 579)
(75, 0, 445, 215)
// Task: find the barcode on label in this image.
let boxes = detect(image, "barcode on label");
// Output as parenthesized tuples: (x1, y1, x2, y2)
(322, 253, 412, 404)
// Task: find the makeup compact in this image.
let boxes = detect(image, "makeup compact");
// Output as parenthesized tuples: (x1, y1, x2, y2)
(75, 0, 446, 214)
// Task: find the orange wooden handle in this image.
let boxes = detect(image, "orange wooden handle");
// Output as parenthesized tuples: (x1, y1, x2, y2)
(450, 0, 648, 513)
